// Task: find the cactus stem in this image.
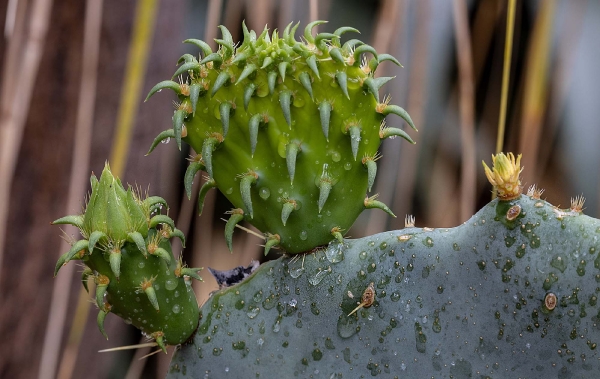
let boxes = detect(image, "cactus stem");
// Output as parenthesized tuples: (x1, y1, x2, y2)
(249, 113, 269, 156)
(318, 101, 332, 140)
(331, 227, 345, 244)
(140, 276, 160, 311)
(109, 246, 122, 278)
(95, 274, 110, 309)
(364, 194, 396, 217)
(236, 63, 257, 84)
(298, 72, 313, 99)
(184, 159, 204, 199)
(198, 177, 217, 215)
(243, 83, 256, 111)
(285, 141, 301, 183)
(211, 71, 231, 96)
(225, 208, 245, 252)
(202, 133, 224, 178)
(281, 199, 298, 226)
(54, 239, 89, 276)
(239, 171, 258, 218)
(279, 90, 293, 126)
(264, 233, 281, 256)
(379, 120, 415, 144)
(127, 231, 148, 257)
(97, 303, 111, 339)
(146, 129, 175, 156)
(317, 165, 334, 213)
(219, 101, 235, 137)
(268, 71, 278, 95)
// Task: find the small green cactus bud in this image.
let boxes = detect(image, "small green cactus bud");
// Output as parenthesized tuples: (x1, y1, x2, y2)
(53, 165, 201, 347)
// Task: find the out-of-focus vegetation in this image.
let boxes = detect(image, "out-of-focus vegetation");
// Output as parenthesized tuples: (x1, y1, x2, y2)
(0, 0, 598, 378)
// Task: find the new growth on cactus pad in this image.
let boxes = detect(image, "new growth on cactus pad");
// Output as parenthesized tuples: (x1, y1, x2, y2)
(53, 164, 202, 352)
(146, 21, 416, 254)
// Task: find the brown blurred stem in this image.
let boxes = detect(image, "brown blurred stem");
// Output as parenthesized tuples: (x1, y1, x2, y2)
(452, 0, 476, 221)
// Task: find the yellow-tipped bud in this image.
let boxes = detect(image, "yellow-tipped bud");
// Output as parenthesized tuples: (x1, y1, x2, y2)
(482, 152, 523, 200)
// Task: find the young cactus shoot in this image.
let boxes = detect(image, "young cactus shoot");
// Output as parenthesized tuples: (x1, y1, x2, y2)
(146, 21, 416, 254)
(53, 164, 202, 352)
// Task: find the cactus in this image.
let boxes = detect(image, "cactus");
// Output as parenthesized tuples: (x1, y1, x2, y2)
(146, 21, 415, 254)
(165, 154, 600, 377)
(53, 164, 202, 352)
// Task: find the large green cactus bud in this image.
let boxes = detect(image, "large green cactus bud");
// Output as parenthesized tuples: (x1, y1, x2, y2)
(146, 21, 416, 254)
(53, 164, 202, 351)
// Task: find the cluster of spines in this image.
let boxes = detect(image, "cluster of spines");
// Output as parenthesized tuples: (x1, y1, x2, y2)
(146, 21, 417, 253)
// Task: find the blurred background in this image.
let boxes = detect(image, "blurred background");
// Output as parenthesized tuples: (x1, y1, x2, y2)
(1, 0, 599, 377)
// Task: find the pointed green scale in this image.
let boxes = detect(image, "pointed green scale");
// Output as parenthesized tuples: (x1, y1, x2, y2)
(264, 234, 280, 256)
(281, 200, 298, 226)
(184, 160, 204, 199)
(318, 101, 332, 140)
(298, 72, 313, 99)
(285, 142, 301, 183)
(147, 21, 415, 253)
(219, 102, 234, 136)
(243, 83, 256, 110)
(225, 208, 244, 252)
(198, 178, 217, 215)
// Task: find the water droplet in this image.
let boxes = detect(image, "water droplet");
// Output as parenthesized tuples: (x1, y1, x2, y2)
(344, 162, 352, 170)
(172, 304, 181, 314)
(331, 151, 341, 162)
(165, 278, 178, 291)
(226, 187, 233, 195)
(161, 137, 170, 144)
(246, 306, 260, 319)
(337, 314, 359, 338)
(138, 262, 145, 268)
(359, 251, 367, 260)
(326, 246, 344, 263)
(289, 267, 304, 278)
(258, 187, 270, 199)
(299, 231, 308, 240)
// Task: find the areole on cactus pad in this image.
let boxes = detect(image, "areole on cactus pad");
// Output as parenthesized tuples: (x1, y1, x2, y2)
(53, 164, 202, 352)
(146, 21, 416, 254)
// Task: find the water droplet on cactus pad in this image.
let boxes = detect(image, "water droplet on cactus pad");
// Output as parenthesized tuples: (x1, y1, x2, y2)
(161, 137, 170, 144)
(138, 262, 145, 268)
(344, 162, 352, 170)
(299, 231, 308, 240)
(259, 187, 271, 199)
(172, 304, 181, 314)
(331, 151, 341, 162)
(165, 278, 178, 291)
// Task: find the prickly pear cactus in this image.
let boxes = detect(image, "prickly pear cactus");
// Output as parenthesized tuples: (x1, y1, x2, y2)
(146, 21, 416, 254)
(166, 155, 600, 378)
(53, 164, 202, 351)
